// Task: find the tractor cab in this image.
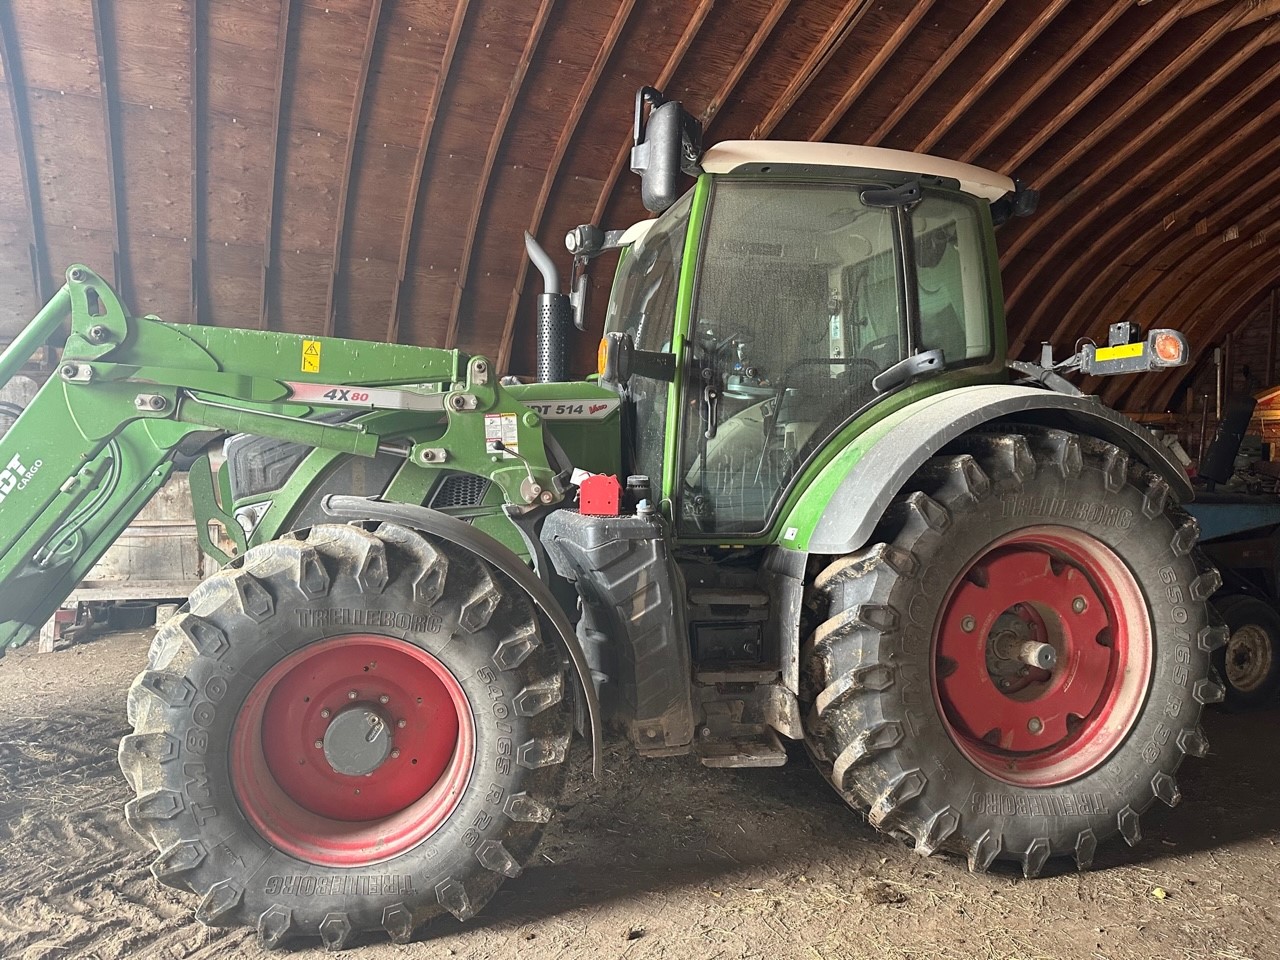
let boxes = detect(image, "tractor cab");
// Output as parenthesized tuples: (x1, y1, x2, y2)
(602, 136, 1014, 540)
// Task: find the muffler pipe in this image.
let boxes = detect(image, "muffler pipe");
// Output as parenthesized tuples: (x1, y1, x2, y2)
(524, 231, 571, 383)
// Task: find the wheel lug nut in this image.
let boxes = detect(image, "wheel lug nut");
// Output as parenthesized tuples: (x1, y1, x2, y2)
(391, 749, 401, 759)
(347, 690, 358, 700)
(397, 719, 407, 729)
(320, 708, 331, 719)
(961, 615, 976, 633)
(379, 694, 390, 704)
(314, 739, 324, 749)
(1072, 596, 1086, 614)
(998, 678, 1011, 689)
(1028, 717, 1043, 734)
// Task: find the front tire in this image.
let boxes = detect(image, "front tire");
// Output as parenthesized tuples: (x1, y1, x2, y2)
(803, 427, 1225, 876)
(120, 523, 572, 949)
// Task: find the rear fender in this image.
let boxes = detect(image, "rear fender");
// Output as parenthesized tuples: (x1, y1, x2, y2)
(784, 384, 1191, 556)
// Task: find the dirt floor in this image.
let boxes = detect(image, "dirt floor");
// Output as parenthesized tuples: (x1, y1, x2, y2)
(0, 629, 1276, 960)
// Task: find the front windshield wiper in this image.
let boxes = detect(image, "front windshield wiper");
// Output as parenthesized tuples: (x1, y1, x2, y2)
(871, 348, 945, 393)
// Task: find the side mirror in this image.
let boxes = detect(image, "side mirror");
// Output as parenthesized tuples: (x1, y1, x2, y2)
(630, 88, 703, 214)
(598, 332, 676, 386)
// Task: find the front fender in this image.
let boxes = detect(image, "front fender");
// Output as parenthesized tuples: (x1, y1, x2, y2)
(782, 384, 1191, 556)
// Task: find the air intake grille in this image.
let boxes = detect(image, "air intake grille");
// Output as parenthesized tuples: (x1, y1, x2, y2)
(429, 473, 491, 509)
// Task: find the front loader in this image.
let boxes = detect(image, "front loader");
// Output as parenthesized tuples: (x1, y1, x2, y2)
(0, 89, 1222, 949)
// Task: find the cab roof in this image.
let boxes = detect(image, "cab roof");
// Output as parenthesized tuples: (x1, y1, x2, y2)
(701, 141, 1015, 203)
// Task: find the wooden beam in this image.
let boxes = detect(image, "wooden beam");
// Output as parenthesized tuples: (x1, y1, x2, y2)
(1240, 0, 1280, 27)
(1076, 169, 1280, 399)
(90, 0, 130, 307)
(385, 0, 471, 345)
(1181, 0, 1232, 16)
(259, 0, 296, 330)
(444, 0, 556, 349)
(866, 0, 1007, 146)
(700, 0, 792, 131)
(190, 0, 206, 323)
(914, 0, 1069, 153)
(749, 0, 871, 140)
(1146, 262, 1280, 411)
(999, 0, 1220, 172)
(589, 0, 716, 226)
(1020, 98, 1280, 365)
(323, 0, 384, 338)
(1007, 25, 1280, 357)
(0, 5, 51, 307)
(1266, 286, 1278, 386)
(810, 0, 937, 142)
(496, 0, 637, 372)
(1003, 12, 1271, 271)
(955, 2, 1135, 165)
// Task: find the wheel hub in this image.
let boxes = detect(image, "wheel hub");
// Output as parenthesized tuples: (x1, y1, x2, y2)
(933, 526, 1152, 787)
(231, 633, 475, 866)
(321, 704, 394, 776)
(1225, 624, 1273, 693)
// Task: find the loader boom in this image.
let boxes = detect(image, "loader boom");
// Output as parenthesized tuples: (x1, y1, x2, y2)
(0, 265, 562, 653)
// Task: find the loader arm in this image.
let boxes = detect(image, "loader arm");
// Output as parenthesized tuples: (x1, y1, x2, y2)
(0, 265, 561, 653)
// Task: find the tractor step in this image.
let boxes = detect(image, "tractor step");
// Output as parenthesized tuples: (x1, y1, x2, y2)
(695, 726, 787, 768)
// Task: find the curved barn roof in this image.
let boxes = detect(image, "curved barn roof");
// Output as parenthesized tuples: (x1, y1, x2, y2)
(0, 0, 1276, 409)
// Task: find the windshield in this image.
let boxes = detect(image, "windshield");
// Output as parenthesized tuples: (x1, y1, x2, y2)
(604, 192, 693, 483)
(678, 179, 993, 536)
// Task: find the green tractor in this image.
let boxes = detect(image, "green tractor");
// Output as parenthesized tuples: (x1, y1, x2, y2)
(0, 89, 1221, 949)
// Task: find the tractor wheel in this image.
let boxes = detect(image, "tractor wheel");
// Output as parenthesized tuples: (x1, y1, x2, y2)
(803, 427, 1226, 876)
(1212, 593, 1280, 709)
(120, 523, 572, 949)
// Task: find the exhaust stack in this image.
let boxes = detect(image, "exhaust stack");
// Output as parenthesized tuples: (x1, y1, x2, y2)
(524, 232, 572, 383)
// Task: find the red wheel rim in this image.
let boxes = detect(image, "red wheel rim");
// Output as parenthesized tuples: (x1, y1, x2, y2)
(932, 526, 1151, 787)
(231, 634, 475, 866)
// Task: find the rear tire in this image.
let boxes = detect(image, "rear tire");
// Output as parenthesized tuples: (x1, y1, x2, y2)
(120, 523, 571, 949)
(1212, 593, 1280, 710)
(803, 427, 1225, 876)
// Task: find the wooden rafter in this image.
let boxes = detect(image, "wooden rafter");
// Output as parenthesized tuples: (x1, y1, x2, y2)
(998, 0, 1221, 172)
(810, 0, 937, 142)
(1076, 179, 1280, 401)
(0, 5, 50, 307)
(1239, 0, 1280, 27)
(913, 0, 1070, 153)
(588, 0, 716, 226)
(90, 0, 129, 307)
(749, 0, 871, 141)
(700, 0, 793, 131)
(1014, 94, 1280, 360)
(444, 0, 557, 349)
(190, 0, 206, 323)
(1180, 0, 1232, 16)
(1146, 259, 1280, 410)
(385, 0, 471, 345)
(866, 0, 1007, 146)
(1003, 16, 1276, 273)
(259, 0, 296, 330)
(496, 0, 637, 371)
(1007, 27, 1280, 355)
(323, 0, 384, 338)
(1119, 212, 1280, 408)
(954, 3, 1135, 165)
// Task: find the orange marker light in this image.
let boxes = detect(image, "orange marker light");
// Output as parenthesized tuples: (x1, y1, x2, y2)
(597, 337, 610, 378)
(1153, 332, 1183, 364)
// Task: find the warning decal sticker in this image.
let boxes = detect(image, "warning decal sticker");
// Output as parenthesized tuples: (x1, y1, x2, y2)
(484, 413, 520, 457)
(302, 339, 322, 373)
